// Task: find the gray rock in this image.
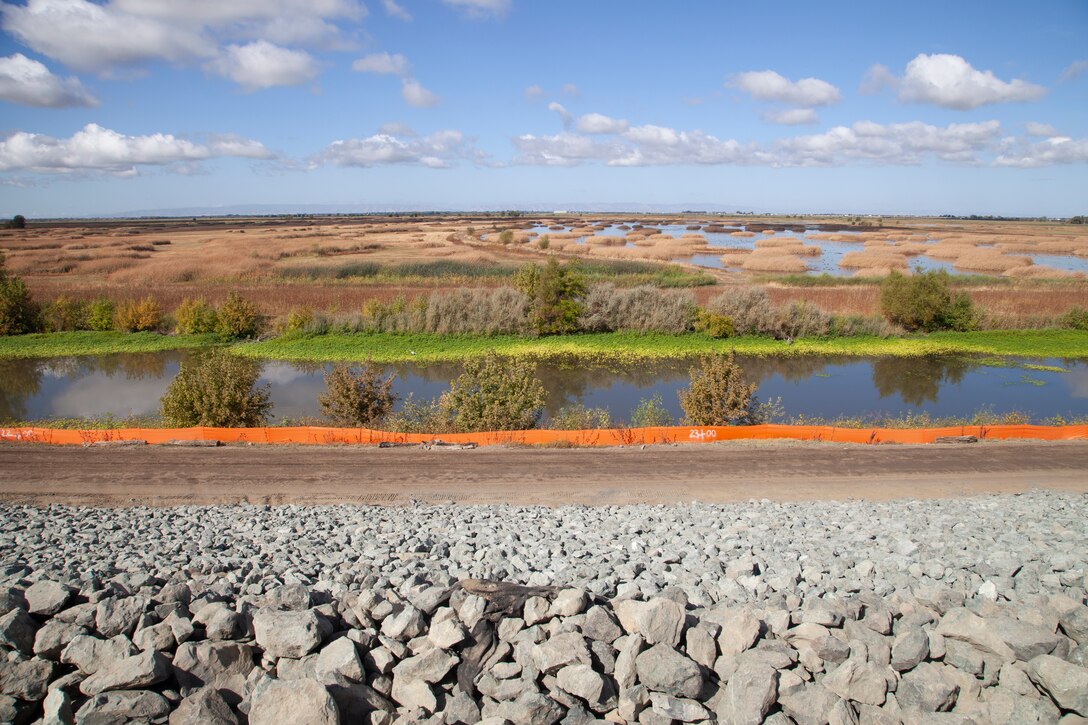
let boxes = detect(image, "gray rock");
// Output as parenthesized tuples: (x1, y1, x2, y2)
(582, 605, 622, 643)
(990, 616, 1060, 661)
(0, 657, 53, 700)
(523, 596, 550, 626)
(42, 687, 74, 725)
(193, 601, 243, 641)
(34, 621, 87, 661)
(715, 662, 778, 725)
(253, 608, 325, 659)
(897, 662, 959, 713)
(427, 618, 467, 649)
(249, 678, 339, 725)
(264, 583, 311, 611)
(1060, 606, 1088, 645)
(1026, 654, 1088, 716)
(555, 663, 617, 711)
(315, 638, 364, 682)
(79, 649, 170, 696)
(0, 607, 37, 654)
(532, 632, 593, 674)
(890, 627, 929, 672)
(487, 691, 564, 725)
(685, 624, 719, 669)
(392, 647, 457, 685)
(173, 641, 255, 703)
(76, 690, 170, 723)
(169, 686, 239, 725)
(24, 580, 73, 616)
(550, 589, 589, 618)
(94, 597, 146, 639)
(60, 634, 136, 675)
(390, 678, 436, 713)
(935, 608, 1015, 662)
(133, 621, 176, 652)
(711, 608, 762, 657)
(614, 597, 685, 647)
(380, 605, 426, 640)
(822, 657, 888, 706)
(779, 683, 842, 725)
(650, 692, 710, 722)
(634, 643, 703, 699)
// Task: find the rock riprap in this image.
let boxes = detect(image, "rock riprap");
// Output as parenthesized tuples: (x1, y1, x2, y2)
(0, 490, 1083, 722)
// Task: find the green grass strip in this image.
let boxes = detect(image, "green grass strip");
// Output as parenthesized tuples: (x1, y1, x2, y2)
(0, 331, 219, 359)
(234, 329, 1088, 363)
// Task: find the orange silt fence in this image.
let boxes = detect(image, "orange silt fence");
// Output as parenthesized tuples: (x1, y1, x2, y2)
(2, 424, 1087, 447)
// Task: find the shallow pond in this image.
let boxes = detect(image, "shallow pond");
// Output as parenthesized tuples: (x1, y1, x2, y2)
(2, 352, 1085, 425)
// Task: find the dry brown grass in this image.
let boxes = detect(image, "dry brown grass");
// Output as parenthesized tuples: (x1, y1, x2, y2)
(741, 251, 808, 273)
(951, 249, 1033, 274)
(840, 249, 910, 270)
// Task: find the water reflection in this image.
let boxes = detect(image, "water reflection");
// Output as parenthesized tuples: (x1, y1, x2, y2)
(0, 352, 1084, 424)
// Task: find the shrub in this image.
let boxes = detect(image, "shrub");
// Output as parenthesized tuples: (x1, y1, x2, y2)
(174, 297, 218, 334)
(515, 259, 587, 335)
(383, 395, 455, 434)
(498, 230, 514, 245)
(630, 394, 673, 427)
(442, 351, 546, 432)
(160, 349, 271, 427)
(318, 363, 397, 427)
(705, 288, 777, 336)
(215, 292, 261, 339)
(550, 404, 611, 430)
(1059, 306, 1088, 331)
(538, 235, 550, 250)
(579, 284, 695, 333)
(86, 298, 115, 331)
(11, 215, 25, 230)
(43, 296, 87, 332)
(424, 288, 531, 335)
(114, 296, 163, 332)
(0, 253, 41, 335)
(879, 270, 977, 332)
(678, 352, 758, 425)
(693, 309, 734, 338)
(282, 306, 314, 334)
(775, 301, 831, 338)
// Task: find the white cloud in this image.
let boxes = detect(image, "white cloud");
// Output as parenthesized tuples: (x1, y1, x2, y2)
(860, 63, 897, 95)
(562, 83, 580, 98)
(523, 84, 544, 101)
(512, 133, 620, 166)
(352, 52, 410, 76)
(773, 120, 1002, 166)
(994, 136, 1088, 168)
(316, 128, 482, 168)
(762, 108, 818, 126)
(441, 0, 510, 19)
(1, 0, 212, 74)
(547, 101, 573, 129)
(401, 78, 439, 107)
(0, 123, 273, 175)
(209, 41, 319, 91)
(1025, 122, 1058, 138)
(1061, 60, 1088, 82)
(898, 53, 1046, 110)
(0, 53, 98, 107)
(576, 113, 628, 134)
(382, 0, 412, 21)
(728, 70, 841, 106)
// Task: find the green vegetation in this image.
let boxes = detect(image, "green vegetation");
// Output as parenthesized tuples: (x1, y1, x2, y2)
(550, 404, 612, 430)
(442, 351, 546, 432)
(0, 252, 40, 336)
(678, 352, 757, 425)
(0, 331, 216, 358)
(318, 362, 396, 426)
(514, 259, 587, 335)
(880, 270, 979, 332)
(215, 292, 262, 339)
(114, 296, 163, 332)
(160, 349, 271, 427)
(629, 394, 673, 427)
(174, 298, 219, 334)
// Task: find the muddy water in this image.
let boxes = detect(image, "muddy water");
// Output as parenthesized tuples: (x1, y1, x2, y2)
(2, 352, 1085, 424)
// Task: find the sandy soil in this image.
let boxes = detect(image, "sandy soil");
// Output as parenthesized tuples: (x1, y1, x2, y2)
(1, 439, 1085, 507)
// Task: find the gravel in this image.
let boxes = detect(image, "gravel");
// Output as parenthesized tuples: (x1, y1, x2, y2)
(0, 489, 1083, 722)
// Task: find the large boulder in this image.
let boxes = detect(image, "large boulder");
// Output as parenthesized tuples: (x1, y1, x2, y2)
(79, 650, 171, 696)
(249, 678, 339, 725)
(173, 641, 255, 703)
(634, 643, 704, 699)
(614, 597, 686, 647)
(252, 609, 325, 659)
(1026, 654, 1088, 716)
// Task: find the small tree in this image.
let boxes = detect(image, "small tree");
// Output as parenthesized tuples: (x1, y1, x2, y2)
(11, 215, 25, 229)
(879, 270, 978, 332)
(319, 363, 397, 427)
(215, 292, 261, 339)
(86, 298, 115, 331)
(42, 296, 88, 331)
(114, 296, 163, 332)
(442, 351, 546, 432)
(160, 350, 271, 427)
(514, 259, 586, 335)
(0, 252, 41, 335)
(174, 298, 218, 334)
(678, 352, 757, 425)
(630, 393, 673, 427)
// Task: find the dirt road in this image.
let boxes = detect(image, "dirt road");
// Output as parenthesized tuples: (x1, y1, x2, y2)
(1, 440, 1085, 507)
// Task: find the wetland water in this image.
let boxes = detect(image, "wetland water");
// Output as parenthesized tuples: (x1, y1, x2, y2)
(2, 352, 1085, 425)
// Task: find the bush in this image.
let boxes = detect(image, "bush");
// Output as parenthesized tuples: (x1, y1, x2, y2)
(0, 253, 41, 335)
(442, 351, 546, 432)
(579, 284, 695, 333)
(879, 270, 977, 332)
(1059, 306, 1088, 331)
(424, 288, 531, 335)
(383, 395, 455, 434)
(550, 404, 611, 430)
(630, 394, 673, 427)
(42, 296, 87, 332)
(498, 230, 514, 245)
(160, 349, 271, 427)
(705, 288, 777, 336)
(174, 297, 218, 334)
(281, 306, 314, 334)
(115, 296, 163, 332)
(693, 309, 734, 338)
(538, 235, 550, 250)
(86, 298, 115, 331)
(678, 352, 758, 425)
(514, 259, 587, 335)
(11, 215, 25, 230)
(215, 292, 261, 339)
(318, 363, 397, 427)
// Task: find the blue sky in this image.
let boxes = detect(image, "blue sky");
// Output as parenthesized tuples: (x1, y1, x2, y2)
(0, 0, 1085, 217)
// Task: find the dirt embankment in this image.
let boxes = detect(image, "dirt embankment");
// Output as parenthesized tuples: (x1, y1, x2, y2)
(1, 440, 1085, 507)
